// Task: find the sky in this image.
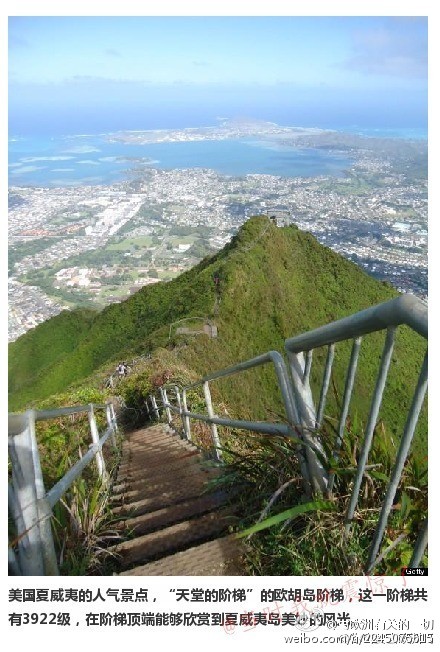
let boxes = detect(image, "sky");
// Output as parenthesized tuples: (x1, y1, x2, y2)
(2, 1, 438, 612)
(8, 12, 428, 133)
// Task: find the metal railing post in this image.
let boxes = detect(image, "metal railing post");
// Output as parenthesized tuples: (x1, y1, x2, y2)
(159, 387, 165, 417)
(110, 402, 118, 432)
(27, 412, 59, 575)
(173, 386, 185, 438)
(106, 403, 117, 447)
(286, 350, 328, 494)
(182, 389, 192, 441)
(345, 328, 396, 530)
(303, 350, 313, 384)
(174, 385, 182, 411)
(8, 484, 24, 574)
(150, 394, 160, 420)
(88, 404, 107, 480)
(316, 343, 335, 428)
(160, 387, 172, 424)
(8, 545, 21, 576)
(36, 496, 59, 576)
(8, 411, 46, 575)
(409, 519, 428, 568)
(327, 336, 362, 493)
(203, 381, 222, 461)
(287, 350, 316, 426)
(366, 352, 428, 573)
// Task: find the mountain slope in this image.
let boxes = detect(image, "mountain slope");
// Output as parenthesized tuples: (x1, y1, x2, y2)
(8, 217, 427, 451)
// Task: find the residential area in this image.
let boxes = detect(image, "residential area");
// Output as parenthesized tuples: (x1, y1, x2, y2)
(8, 149, 427, 341)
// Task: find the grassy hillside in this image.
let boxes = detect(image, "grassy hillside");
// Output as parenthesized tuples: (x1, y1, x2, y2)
(9, 308, 96, 402)
(9, 217, 427, 455)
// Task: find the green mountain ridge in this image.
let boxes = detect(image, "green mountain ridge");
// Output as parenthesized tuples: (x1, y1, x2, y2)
(8, 216, 427, 454)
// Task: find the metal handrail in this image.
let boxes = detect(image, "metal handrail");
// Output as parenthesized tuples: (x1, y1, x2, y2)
(9, 295, 428, 575)
(148, 294, 428, 574)
(284, 295, 427, 353)
(8, 402, 118, 576)
(154, 350, 326, 492)
(16, 403, 109, 421)
(46, 424, 115, 508)
(284, 294, 428, 572)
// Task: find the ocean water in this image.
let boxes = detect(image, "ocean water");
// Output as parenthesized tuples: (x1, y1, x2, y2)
(8, 111, 427, 188)
(8, 134, 354, 187)
(335, 126, 428, 140)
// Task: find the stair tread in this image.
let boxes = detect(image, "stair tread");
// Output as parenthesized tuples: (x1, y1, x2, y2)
(111, 474, 217, 511)
(118, 535, 245, 576)
(112, 477, 219, 516)
(116, 451, 205, 478)
(115, 492, 229, 536)
(112, 508, 235, 568)
(110, 423, 244, 576)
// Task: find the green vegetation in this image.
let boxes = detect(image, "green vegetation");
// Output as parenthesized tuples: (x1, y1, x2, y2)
(107, 235, 153, 250)
(9, 217, 427, 574)
(216, 414, 427, 575)
(7, 385, 122, 574)
(9, 308, 96, 402)
(9, 217, 427, 446)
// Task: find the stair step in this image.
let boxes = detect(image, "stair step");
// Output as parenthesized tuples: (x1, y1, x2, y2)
(116, 492, 229, 537)
(112, 457, 205, 493)
(121, 438, 196, 458)
(112, 508, 235, 569)
(117, 448, 201, 476)
(119, 535, 245, 576)
(119, 441, 198, 462)
(109, 422, 244, 576)
(111, 477, 217, 517)
(122, 431, 194, 446)
(111, 466, 218, 504)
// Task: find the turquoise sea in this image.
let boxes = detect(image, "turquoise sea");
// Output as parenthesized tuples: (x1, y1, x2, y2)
(335, 126, 427, 140)
(8, 123, 427, 188)
(8, 133, 356, 187)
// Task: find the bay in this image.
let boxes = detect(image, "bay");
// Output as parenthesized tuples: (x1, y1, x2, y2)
(8, 133, 353, 188)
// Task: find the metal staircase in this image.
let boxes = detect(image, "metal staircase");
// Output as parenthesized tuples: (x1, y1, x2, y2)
(110, 423, 244, 575)
(8, 294, 428, 575)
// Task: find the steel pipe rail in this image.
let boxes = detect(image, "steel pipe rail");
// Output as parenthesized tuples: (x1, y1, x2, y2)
(46, 425, 115, 508)
(9, 404, 110, 429)
(164, 400, 326, 454)
(182, 351, 301, 455)
(165, 401, 291, 437)
(409, 519, 428, 568)
(8, 402, 118, 576)
(158, 349, 326, 489)
(186, 351, 296, 415)
(284, 295, 427, 354)
(185, 350, 295, 404)
(283, 294, 428, 570)
(152, 294, 428, 574)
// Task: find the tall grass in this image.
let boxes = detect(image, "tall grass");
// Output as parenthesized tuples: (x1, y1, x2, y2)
(31, 388, 124, 575)
(52, 476, 123, 575)
(214, 415, 427, 576)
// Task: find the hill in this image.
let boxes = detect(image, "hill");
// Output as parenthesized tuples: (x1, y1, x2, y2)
(8, 217, 426, 451)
